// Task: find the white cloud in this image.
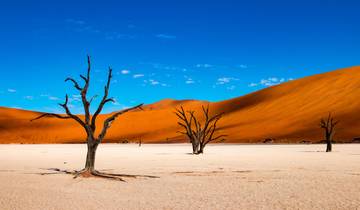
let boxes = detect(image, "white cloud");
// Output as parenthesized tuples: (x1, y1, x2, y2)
(70, 95, 82, 102)
(121, 70, 130, 74)
(149, 79, 159, 85)
(227, 85, 236, 90)
(143, 79, 168, 87)
(216, 77, 238, 85)
(249, 77, 294, 87)
(7, 89, 16, 93)
(40, 94, 64, 101)
(24, 96, 34, 100)
(238, 64, 248, 69)
(133, 74, 144, 78)
(185, 79, 195, 84)
(259, 77, 281, 87)
(155, 34, 177, 39)
(195, 64, 213, 68)
(49, 96, 60, 101)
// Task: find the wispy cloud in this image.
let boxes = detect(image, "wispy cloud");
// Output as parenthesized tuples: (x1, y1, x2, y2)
(120, 70, 130, 75)
(105, 32, 136, 40)
(49, 96, 60, 101)
(185, 79, 195, 84)
(249, 77, 294, 87)
(7, 89, 16, 93)
(133, 74, 144, 78)
(40, 94, 61, 101)
(149, 79, 159, 85)
(24, 96, 34, 100)
(195, 64, 213, 68)
(140, 62, 185, 72)
(155, 34, 177, 39)
(143, 79, 168, 87)
(66, 18, 136, 40)
(248, 83, 258, 87)
(70, 94, 82, 102)
(237, 64, 248, 69)
(216, 77, 239, 85)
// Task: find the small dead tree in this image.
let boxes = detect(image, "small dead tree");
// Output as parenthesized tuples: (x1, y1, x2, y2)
(320, 113, 339, 152)
(31, 56, 144, 180)
(175, 105, 226, 154)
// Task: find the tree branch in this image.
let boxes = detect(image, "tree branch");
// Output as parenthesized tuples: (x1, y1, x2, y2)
(97, 103, 143, 143)
(59, 94, 86, 127)
(80, 55, 91, 125)
(65, 77, 82, 91)
(30, 113, 71, 122)
(31, 95, 86, 128)
(91, 68, 113, 131)
(89, 95, 98, 104)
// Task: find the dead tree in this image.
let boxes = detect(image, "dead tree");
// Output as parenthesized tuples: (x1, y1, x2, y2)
(320, 113, 339, 152)
(31, 56, 143, 180)
(175, 105, 226, 154)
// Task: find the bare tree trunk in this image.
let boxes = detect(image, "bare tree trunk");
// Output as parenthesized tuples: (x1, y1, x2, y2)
(198, 142, 205, 154)
(192, 139, 200, 154)
(326, 141, 332, 152)
(326, 133, 332, 152)
(85, 141, 98, 172)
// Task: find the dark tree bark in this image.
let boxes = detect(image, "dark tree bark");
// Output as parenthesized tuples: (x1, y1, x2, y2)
(320, 113, 338, 152)
(31, 56, 143, 180)
(175, 105, 226, 154)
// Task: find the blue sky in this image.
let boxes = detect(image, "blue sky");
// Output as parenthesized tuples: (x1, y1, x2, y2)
(0, 0, 359, 113)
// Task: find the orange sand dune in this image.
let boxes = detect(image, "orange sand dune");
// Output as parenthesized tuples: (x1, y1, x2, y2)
(1, 66, 360, 143)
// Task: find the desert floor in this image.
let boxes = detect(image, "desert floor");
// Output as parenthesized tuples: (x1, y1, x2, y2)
(0, 144, 359, 210)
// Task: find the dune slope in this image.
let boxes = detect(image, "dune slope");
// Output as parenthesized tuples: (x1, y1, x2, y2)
(1, 66, 359, 143)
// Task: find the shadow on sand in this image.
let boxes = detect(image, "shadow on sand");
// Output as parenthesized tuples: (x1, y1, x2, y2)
(30, 168, 160, 182)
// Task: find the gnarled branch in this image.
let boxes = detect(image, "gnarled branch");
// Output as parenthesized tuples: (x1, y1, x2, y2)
(91, 68, 113, 131)
(97, 103, 143, 143)
(65, 77, 82, 91)
(31, 94, 86, 128)
(30, 113, 71, 121)
(175, 105, 226, 154)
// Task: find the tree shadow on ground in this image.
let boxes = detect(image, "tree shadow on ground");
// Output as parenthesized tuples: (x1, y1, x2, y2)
(31, 168, 159, 182)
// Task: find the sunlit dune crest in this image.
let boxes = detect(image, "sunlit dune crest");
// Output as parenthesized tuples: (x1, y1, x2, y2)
(1, 66, 360, 144)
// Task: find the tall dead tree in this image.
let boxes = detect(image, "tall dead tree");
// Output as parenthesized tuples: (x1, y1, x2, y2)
(31, 56, 143, 180)
(175, 105, 226, 154)
(320, 113, 338, 152)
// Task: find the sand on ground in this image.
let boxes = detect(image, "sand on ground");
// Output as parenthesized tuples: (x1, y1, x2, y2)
(0, 144, 359, 210)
